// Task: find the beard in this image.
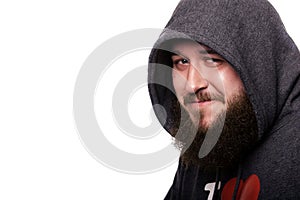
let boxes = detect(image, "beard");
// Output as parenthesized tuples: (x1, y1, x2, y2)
(170, 91, 258, 170)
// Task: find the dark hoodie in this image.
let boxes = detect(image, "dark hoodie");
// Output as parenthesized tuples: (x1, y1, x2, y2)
(148, 0, 300, 199)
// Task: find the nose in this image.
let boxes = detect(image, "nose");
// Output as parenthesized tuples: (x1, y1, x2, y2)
(185, 65, 209, 93)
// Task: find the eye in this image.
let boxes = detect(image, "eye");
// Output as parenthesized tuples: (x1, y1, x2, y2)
(174, 58, 189, 65)
(203, 57, 224, 67)
(172, 56, 190, 71)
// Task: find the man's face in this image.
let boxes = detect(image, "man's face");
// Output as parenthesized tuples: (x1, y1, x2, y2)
(169, 39, 258, 168)
(171, 40, 245, 129)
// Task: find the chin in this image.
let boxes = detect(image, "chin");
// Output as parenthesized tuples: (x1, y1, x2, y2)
(192, 112, 225, 130)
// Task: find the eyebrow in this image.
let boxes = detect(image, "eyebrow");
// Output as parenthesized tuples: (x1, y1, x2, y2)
(171, 50, 183, 56)
(171, 49, 219, 57)
(199, 49, 218, 55)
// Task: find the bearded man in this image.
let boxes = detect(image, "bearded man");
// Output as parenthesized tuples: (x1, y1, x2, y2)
(148, 0, 300, 199)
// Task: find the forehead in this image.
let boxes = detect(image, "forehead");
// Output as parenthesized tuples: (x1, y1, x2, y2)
(170, 39, 219, 56)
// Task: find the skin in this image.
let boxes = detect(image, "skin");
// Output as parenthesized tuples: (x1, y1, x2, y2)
(171, 40, 245, 129)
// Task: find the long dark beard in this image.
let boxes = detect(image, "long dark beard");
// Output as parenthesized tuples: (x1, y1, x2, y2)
(170, 92, 258, 170)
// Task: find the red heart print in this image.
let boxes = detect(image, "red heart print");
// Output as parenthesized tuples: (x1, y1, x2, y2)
(221, 174, 260, 200)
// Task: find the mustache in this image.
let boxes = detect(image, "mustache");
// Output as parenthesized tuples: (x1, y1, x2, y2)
(183, 91, 225, 105)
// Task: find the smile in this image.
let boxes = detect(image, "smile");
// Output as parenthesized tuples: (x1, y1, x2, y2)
(187, 100, 214, 107)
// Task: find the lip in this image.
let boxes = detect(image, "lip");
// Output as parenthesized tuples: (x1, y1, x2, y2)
(187, 100, 214, 107)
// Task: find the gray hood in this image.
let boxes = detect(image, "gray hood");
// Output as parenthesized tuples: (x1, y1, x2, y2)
(148, 0, 300, 140)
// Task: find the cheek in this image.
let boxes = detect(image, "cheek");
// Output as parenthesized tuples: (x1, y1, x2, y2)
(220, 68, 245, 97)
(209, 70, 226, 95)
(172, 71, 188, 107)
(172, 70, 186, 96)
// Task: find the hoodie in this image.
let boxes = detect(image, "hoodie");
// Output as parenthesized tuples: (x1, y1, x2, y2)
(148, 0, 300, 199)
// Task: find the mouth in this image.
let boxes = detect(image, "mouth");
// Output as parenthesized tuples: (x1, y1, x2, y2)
(187, 99, 214, 106)
(183, 92, 225, 107)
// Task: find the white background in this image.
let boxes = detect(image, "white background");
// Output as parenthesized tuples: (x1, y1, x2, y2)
(0, 0, 299, 199)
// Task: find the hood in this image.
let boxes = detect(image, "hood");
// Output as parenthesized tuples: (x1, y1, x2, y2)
(148, 0, 300, 140)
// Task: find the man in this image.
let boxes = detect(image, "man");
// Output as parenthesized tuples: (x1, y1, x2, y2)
(148, 0, 299, 199)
